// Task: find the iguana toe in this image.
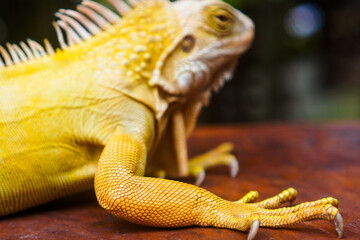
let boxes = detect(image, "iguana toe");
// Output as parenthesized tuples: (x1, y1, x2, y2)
(189, 143, 238, 185)
(237, 190, 259, 204)
(205, 188, 342, 238)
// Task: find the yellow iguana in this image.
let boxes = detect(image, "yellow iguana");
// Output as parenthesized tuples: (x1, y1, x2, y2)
(0, 0, 343, 239)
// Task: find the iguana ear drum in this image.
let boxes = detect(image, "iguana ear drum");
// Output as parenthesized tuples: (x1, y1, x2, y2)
(181, 35, 196, 53)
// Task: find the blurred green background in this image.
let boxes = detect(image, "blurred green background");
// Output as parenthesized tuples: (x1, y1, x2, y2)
(0, 0, 359, 123)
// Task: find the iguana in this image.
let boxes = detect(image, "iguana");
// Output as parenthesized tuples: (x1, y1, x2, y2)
(0, 0, 343, 239)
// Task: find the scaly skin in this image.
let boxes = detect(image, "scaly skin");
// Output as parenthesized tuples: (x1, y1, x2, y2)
(0, 0, 343, 238)
(96, 127, 342, 239)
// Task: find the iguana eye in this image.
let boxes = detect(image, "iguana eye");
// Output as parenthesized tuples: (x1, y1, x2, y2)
(215, 14, 231, 23)
(181, 35, 196, 53)
(205, 6, 235, 35)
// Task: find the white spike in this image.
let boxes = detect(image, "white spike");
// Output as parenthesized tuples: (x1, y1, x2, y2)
(44, 39, 55, 55)
(212, 82, 219, 92)
(57, 21, 74, 46)
(12, 44, 28, 62)
(107, 0, 130, 16)
(82, 0, 120, 24)
(127, 0, 138, 7)
(27, 40, 40, 58)
(77, 5, 110, 30)
(59, 9, 101, 35)
(6, 43, 20, 64)
(20, 41, 34, 61)
(55, 12, 91, 39)
(28, 40, 46, 56)
(0, 46, 13, 66)
(201, 91, 211, 106)
(57, 20, 82, 45)
(53, 21, 68, 50)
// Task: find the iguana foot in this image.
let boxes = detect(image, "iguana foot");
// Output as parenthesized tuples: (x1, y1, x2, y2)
(189, 143, 238, 185)
(209, 188, 343, 239)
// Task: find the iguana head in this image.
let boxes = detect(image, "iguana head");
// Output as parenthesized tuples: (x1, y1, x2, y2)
(150, 0, 254, 101)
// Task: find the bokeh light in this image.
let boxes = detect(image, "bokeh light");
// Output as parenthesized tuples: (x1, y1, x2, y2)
(285, 3, 324, 38)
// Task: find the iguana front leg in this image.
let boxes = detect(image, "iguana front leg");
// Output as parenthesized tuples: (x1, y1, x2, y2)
(94, 129, 343, 239)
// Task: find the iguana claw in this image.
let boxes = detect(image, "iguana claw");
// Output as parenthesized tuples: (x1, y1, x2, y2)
(195, 169, 206, 186)
(247, 219, 259, 240)
(335, 212, 344, 238)
(229, 158, 239, 178)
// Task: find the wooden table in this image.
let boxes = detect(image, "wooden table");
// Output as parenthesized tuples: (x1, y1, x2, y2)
(1, 123, 359, 239)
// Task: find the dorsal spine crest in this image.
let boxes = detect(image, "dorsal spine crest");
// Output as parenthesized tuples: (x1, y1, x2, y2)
(0, 0, 171, 70)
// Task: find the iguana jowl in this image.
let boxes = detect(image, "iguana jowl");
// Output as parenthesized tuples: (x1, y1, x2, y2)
(0, 0, 343, 239)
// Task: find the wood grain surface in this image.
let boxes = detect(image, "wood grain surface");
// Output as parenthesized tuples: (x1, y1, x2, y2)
(1, 123, 359, 240)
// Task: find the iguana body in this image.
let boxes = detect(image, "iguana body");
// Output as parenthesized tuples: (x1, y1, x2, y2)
(0, 0, 343, 239)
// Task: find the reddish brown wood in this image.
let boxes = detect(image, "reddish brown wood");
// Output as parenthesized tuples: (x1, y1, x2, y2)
(1, 123, 359, 239)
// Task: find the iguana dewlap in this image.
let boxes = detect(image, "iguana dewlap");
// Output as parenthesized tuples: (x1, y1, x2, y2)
(0, 0, 343, 239)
